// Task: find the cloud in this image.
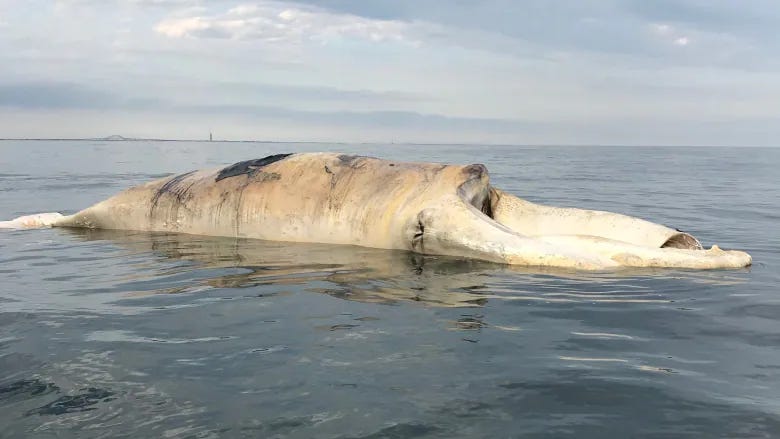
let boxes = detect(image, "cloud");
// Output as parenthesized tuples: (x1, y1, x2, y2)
(0, 80, 423, 112)
(179, 102, 530, 131)
(652, 23, 672, 35)
(624, 0, 779, 32)
(154, 1, 428, 45)
(650, 23, 692, 47)
(196, 81, 426, 104)
(0, 82, 117, 109)
(54, 0, 199, 5)
(130, 0, 201, 4)
(285, 0, 661, 57)
(0, 82, 158, 110)
(0, 80, 528, 136)
(2, 0, 780, 145)
(674, 37, 690, 46)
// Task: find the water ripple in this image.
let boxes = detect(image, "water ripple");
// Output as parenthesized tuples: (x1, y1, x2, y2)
(1, 142, 778, 437)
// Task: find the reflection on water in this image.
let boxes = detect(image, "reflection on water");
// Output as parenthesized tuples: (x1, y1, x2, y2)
(68, 228, 502, 308)
(62, 228, 751, 309)
(2, 142, 779, 438)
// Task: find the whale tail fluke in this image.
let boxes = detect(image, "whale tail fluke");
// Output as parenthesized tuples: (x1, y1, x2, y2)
(0, 212, 65, 229)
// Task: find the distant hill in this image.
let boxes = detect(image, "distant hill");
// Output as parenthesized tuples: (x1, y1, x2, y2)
(99, 135, 135, 141)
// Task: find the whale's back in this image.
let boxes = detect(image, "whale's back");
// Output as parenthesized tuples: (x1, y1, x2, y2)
(57, 153, 487, 249)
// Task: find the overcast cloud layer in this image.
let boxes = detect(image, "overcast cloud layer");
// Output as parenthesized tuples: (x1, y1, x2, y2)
(1, 0, 779, 145)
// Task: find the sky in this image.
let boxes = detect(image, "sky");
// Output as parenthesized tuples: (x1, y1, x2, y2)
(0, 0, 779, 145)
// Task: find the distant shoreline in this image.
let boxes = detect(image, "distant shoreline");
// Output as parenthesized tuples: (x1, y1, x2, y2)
(0, 137, 355, 145)
(0, 137, 326, 144)
(0, 138, 773, 148)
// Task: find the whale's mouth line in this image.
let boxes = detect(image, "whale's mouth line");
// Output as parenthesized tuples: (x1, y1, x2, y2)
(463, 184, 704, 252)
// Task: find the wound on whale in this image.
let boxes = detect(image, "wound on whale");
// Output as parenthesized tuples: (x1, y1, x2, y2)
(215, 153, 293, 182)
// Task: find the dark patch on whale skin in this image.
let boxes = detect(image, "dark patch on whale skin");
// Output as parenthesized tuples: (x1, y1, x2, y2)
(458, 164, 492, 217)
(336, 154, 367, 168)
(412, 218, 425, 253)
(463, 163, 488, 179)
(148, 170, 201, 230)
(216, 153, 293, 182)
(465, 164, 493, 218)
(150, 170, 197, 208)
(663, 230, 703, 250)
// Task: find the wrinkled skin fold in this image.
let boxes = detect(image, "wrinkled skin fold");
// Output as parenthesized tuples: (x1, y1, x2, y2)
(1, 153, 752, 270)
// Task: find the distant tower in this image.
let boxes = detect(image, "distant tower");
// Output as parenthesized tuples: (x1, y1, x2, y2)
(209, 131, 213, 142)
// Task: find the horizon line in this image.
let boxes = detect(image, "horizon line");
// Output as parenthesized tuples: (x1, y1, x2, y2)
(0, 137, 775, 148)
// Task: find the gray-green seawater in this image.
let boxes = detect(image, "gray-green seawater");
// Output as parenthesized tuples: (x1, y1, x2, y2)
(1, 141, 779, 438)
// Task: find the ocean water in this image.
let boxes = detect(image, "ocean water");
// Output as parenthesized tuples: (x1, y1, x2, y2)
(0, 141, 778, 438)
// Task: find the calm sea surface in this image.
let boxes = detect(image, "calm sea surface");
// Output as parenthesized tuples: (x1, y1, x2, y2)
(1, 141, 779, 438)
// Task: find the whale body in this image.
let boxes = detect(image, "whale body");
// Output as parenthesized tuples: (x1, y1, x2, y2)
(1, 152, 751, 270)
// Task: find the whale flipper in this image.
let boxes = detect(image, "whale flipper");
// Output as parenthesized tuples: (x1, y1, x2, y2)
(0, 212, 66, 229)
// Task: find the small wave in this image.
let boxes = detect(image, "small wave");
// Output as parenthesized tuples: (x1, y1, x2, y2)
(571, 332, 637, 340)
(85, 330, 235, 344)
